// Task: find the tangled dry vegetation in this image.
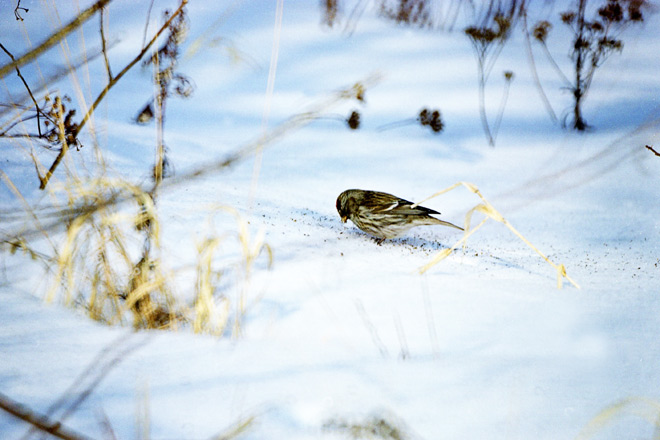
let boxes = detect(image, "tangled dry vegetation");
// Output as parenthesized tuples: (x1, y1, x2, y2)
(0, 0, 371, 337)
(1, 1, 658, 438)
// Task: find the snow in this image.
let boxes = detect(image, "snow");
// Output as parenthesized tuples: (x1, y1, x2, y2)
(2, 1, 660, 439)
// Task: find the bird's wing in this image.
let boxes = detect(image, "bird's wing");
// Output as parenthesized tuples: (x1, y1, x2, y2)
(391, 200, 441, 216)
(364, 191, 441, 216)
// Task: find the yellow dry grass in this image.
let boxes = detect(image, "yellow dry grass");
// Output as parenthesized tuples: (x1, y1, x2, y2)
(1, 0, 371, 335)
(415, 181, 580, 289)
(575, 397, 660, 440)
(192, 205, 273, 337)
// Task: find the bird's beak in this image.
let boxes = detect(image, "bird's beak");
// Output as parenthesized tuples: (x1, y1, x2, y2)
(341, 216, 347, 223)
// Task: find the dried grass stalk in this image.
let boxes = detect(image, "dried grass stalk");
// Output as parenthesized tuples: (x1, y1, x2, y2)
(416, 182, 580, 289)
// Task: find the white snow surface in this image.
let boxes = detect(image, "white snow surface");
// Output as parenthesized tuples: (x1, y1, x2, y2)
(1, 1, 660, 439)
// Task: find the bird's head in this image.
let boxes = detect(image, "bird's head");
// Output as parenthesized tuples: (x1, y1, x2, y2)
(336, 190, 357, 223)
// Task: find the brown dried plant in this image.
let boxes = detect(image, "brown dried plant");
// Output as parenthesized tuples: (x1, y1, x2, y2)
(379, 0, 433, 27)
(378, 107, 445, 134)
(464, 13, 515, 146)
(532, 0, 647, 130)
(0, 0, 189, 189)
(2, 72, 376, 335)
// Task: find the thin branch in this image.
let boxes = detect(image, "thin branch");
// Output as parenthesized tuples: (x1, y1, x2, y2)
(0, 132, 50, 140)
(96, 408, 118, 440)
(0, 0, 112, 79)
(344, 0, 370, 35)
(539, 41, 572, 87)
(0, 42, 43, 136)
(483, 39, 506, 82)
(151, 48, 165, 194)
(0, 392, 93, 440)
(100, 7, 113, 80)
(355, 299, 389, 357)
(492, 74, 512, 142)
(0, 112, 40, 137)
(0, 45, 108, 122)
(39, 0, 188, 190)
(522, 13, 557, 123)
(14, 0, 29, 20)
(646, 145, 660, 157)
(376, 118, 417, 131)
(142, 0, 156, 49)
(19, 333, 147, 440)
(470, 46, 495, 147)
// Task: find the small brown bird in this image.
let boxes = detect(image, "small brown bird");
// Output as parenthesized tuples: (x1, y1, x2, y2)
(336, 189, 463, 244)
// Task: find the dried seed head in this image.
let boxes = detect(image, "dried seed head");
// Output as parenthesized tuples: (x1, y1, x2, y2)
(379, 0, 432, 27)
(418, 108, 443, 133)
(494, 14, 511, 37)
(354, 83, 366, 102)
(347, 111, 360, 130)
(628, 1, 644, 21)
(429, 110, 443, 133)
(135, 103, 154, 124)
(560, 11, 576, 25)
(574, 37, 590, 51)
(598, 37, 623, 51)
(533, 20, 552, 42)
(322, 0, 341, 28)
(418, 108, 430, 125)
(599, 0, 624, 22)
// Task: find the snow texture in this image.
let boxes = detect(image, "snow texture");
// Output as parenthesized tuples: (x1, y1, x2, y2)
(1, 1, 660, 439)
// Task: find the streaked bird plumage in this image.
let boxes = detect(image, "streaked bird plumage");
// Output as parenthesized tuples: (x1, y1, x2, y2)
(336, 189, 463, 243)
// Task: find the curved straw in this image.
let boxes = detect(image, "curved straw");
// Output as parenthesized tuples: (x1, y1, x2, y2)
(414, 181, 580, 289)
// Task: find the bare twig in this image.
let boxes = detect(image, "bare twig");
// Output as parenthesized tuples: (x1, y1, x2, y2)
(142, 0, 156, 49)
(0, 45, 108, 122)
(646, 145, 660, 157)
(20, 333, 147, 440)
(151, 49, 165, 193)
(522, 13, 557, 123)
(355, 299, 389, 357)
(0, 0, 112, 79)
(492, 72, 513, 143)
(465, 16, 512, 146)
(344, 0, 370, 35)
(0, 114, 40, 138)
(14, 0, 29, 20)
(96, 407, 118, 440)
(477, 68, 495, 146)
(0, 42, 43, 136)
(393, 313, 410, 360)
(539, 40, 571, 87)
(0, 392, 93, 440)
(100, 7, 113, 80)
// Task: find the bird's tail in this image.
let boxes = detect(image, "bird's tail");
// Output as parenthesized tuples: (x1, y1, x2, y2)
(431, 218, 463, 231)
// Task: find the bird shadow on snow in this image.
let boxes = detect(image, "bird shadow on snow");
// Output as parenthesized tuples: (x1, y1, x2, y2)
(324, 219, 459, 253)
